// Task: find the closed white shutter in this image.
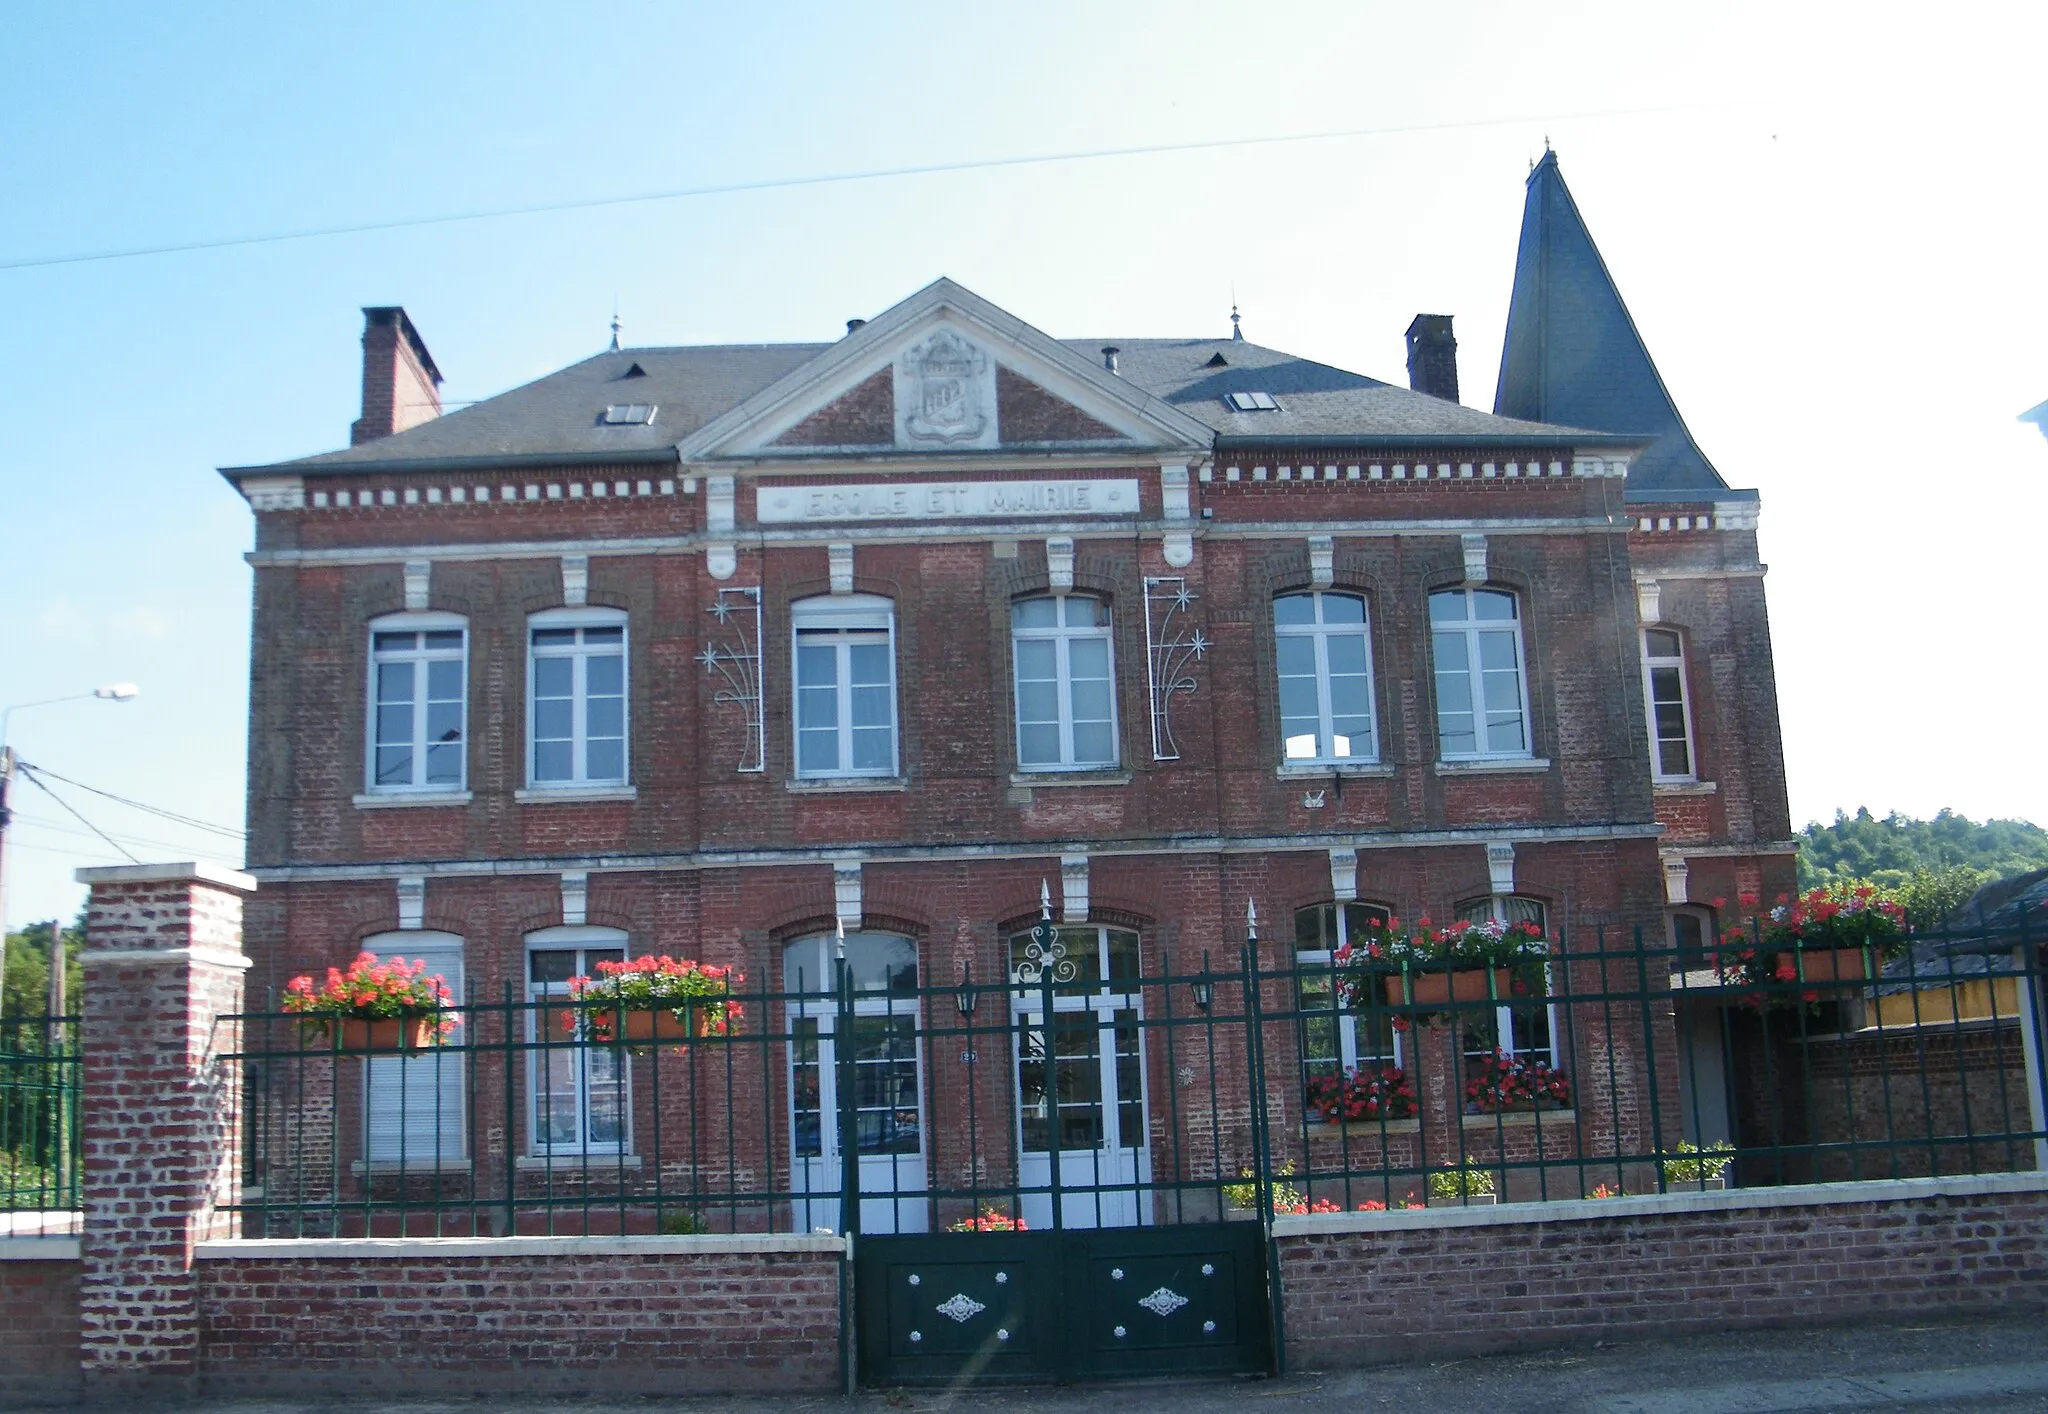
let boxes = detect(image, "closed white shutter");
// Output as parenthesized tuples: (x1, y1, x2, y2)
(364, 936, 466, 1164)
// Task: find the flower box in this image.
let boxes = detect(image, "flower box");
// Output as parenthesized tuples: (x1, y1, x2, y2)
(307, 1015, 441, 1053)
(1790, 947, 1870, 985)
(1384, 966, 1511, 1007)
(592, 1006, 701, 1045)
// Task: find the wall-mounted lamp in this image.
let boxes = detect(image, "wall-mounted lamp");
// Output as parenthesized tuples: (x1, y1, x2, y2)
(1190, 975, 1214, 1010)
(956, 963, 978, 1016)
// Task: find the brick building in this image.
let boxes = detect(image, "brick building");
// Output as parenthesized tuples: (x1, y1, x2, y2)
(220, 154, 1793, 1227)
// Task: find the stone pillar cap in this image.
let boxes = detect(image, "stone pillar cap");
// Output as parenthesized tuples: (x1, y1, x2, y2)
(75, 860, 258, 893)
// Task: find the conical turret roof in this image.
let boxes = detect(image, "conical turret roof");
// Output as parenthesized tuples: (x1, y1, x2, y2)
(1495, 152, 1729, 498)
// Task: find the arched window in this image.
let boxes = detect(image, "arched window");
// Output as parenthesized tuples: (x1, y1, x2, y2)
(791, 594, 899, 778)
(1429, 588, 1531, 760)
(1012, 595, 1118, 771)
(1293, 903, 1400, 1081)
(525, 926, 628, 1154)
(1273, 592, 1377, 764)
(1453, 895, 1555, 1071)
(1642, 627, 1697, 782)
(528, 607, 628, 787)
(366, 612, 467, 793)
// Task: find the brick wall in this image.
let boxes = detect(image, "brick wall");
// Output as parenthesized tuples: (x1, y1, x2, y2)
(194, 1237, 843, 1394)
(1275, 1174, 2048, 1368)
(0, 1255, 82, 1401)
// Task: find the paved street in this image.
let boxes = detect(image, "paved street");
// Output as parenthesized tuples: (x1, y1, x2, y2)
(37, 1311, 2044, 1414)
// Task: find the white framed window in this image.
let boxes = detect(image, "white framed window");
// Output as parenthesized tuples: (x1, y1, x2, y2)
(1429, 588, 1532, 760)
(364, 931, 466, 1164)
(1454, 896, 1556, 1069)
(1012, 595, 1118, 771)
(1294, 902, 1401, 1080)
(528, 607, 628, 786)
(1642, 627, 1697, 782)
(366, 613, 467, 792)
(525, 927, 628, 1155)
(1274, 592, 1377, 764)
(792, 594, 899, 778)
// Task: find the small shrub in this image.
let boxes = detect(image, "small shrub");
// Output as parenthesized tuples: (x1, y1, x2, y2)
(1426, 1163, 1496, 1200)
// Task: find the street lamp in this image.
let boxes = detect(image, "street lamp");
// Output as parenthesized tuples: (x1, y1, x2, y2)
(0, 684, 140, 1007)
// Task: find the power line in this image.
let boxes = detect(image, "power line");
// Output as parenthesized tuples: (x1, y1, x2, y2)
(14, 762, 245, 839)
(13, 767, 139, 865)
(8, 810, 249, 859)
(0, 101, 1725, 273)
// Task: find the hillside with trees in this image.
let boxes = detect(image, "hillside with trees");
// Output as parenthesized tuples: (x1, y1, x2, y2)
(1797, 808, 2048, 925)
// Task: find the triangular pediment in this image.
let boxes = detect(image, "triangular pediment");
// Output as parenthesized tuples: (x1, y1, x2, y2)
(676, 279, 1214, 462)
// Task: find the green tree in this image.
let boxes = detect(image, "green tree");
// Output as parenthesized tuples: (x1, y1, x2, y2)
(2, 917, 85, 1020)
(1798, 809, 2048, 899)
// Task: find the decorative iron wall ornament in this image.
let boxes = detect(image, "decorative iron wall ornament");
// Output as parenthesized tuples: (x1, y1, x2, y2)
(699, 586, 765, 772)
(1143, 576, 1208, 761)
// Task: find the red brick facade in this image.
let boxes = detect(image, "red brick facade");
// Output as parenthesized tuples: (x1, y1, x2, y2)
(0, 1257, 81, 1402)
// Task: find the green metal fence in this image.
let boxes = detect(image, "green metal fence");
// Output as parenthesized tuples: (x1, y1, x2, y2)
(218, 914, 2048, 1238)
(1, 1015, 80, 1227)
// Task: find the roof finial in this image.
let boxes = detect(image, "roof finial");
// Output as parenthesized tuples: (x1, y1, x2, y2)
(1543, 133, 1552, 153)
(1230, 302, 1243, 342)
(609, 300, 621, 352)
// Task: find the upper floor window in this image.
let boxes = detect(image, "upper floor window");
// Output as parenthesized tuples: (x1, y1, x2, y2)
(792, 595, 898, 778)
(1429, 588, 1530, 760)
(1012, 595, 1118, 771)
(1642, 628, 1697, 781)
(1274, 593, 1377, 764)
(528, 608, 627, 787)
(367, 613, 467, 793)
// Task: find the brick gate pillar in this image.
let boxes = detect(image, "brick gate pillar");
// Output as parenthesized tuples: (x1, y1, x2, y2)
(74, 862, 255, 1395)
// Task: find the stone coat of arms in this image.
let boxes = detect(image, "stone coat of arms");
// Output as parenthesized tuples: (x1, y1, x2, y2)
(897, 330, 994, 446)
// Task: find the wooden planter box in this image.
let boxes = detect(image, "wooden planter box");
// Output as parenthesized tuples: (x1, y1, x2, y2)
(305, 1016, 440, 1053)
(1791, 947, 1871, 984)
(1384, 967, 1512, 1007)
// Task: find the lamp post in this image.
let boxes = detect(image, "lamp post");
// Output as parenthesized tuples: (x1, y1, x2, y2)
(0, 684, 139, 1008)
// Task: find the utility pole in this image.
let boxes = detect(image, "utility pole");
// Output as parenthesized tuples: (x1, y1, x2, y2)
(47, 916, 65, 1017)
(0, 746, 14, 1014)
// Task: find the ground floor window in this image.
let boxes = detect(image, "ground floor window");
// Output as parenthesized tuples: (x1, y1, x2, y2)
(525, 927, 627, 1154)
(1454, 896, 1556, 1072)
(1294, 902, 1402, 1087)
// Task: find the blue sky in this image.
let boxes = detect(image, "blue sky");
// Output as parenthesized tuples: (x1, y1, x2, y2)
(3, 2, 2045, 929)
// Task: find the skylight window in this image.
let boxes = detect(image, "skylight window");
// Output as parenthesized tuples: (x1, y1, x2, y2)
(1225, 391, 1279, 412)
(600, 404, 657, 425)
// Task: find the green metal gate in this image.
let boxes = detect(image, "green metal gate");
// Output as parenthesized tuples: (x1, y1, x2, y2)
(855, 1222, 1271, 1384)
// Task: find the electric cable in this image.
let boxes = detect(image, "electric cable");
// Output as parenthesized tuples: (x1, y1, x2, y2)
(13, 762, 245, 839)
(12, 766, 140, 865)
(0, 101, 1725, 272)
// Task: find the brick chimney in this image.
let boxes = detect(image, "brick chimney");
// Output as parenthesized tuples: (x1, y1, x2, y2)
(1404, 314, 1459, 404)
(350, 306, 443, 445)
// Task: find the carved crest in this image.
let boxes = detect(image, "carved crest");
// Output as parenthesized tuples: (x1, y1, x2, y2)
(898, 331, 992, 445)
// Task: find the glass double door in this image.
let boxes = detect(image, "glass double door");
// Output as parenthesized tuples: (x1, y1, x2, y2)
(790, 1004, 928, 1234)
(1011, 923, 1151, 1230)
(1015, 1001, 1149, 1229)
(786, 933, 928, 1235)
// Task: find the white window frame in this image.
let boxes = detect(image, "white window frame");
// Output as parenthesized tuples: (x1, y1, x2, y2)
(527, 606, 630, 788)
(1454, 895, 1557, 1070)
(524, 926, 631, 1157)
(1293, 902, 1403, 1079)
(1273, 592, 1379, 765)
(1641, 627, 1698, 783)
(1429, 587, 1534, 761)
(1011, 594, 1120, 772)
(365, 612, 468, 794)
(363, 931, 466, 1164)
(790, 594, 900, 779)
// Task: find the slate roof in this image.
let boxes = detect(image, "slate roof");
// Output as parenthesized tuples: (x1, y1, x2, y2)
(231, 331, 1637, 478)
(1494, 152, 1733, 502)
